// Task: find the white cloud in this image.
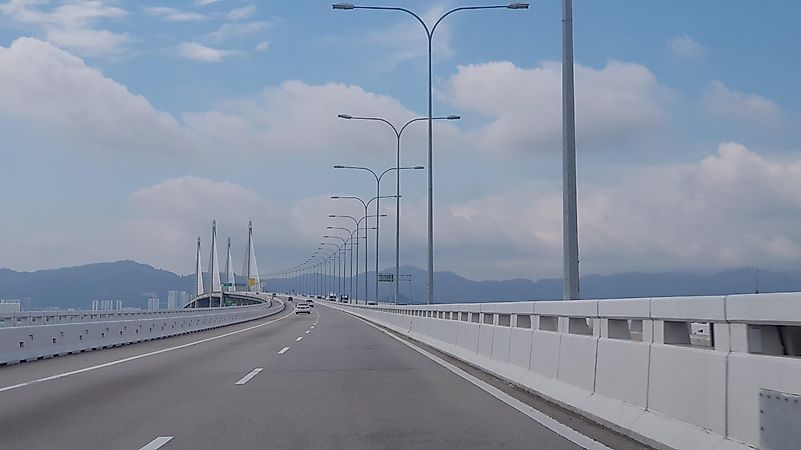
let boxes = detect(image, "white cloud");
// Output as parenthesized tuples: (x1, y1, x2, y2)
(0, 0, 129, 57)
(445, 60, 669, 153)
(667, 34, 705, 60)
(0, 37, 190, 155)
(176, 41, 239, 62)
(195, 0, 222, 5)
(0, 37, 446, 160)
(146, 6, 207, 22)
(388, 142, 801, 278)
(205, 20, 271, 43)
(254, 41, 269, 52)
(704, 81, 783, 127)
(366, 6, 454, 70)
(226, 4, 256, 21)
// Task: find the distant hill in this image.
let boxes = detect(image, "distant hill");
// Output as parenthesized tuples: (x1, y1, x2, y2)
(0, 261, 194, 310)
(289, 265, 801, 304)
(1, 261, 800, 309)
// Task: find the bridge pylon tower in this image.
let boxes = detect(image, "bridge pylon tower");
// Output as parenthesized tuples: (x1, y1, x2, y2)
(195, 237, 204, 299)
(225, 237, 235, 293)
(243, 221, 260, 292)
(209, 220, 222, 306)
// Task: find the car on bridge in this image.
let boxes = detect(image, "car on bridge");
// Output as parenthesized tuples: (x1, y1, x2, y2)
(304, 299, 314, 307)
(328, 294, 337, 301)
(339, 295, 349, 303)
(295, 303, 311, 314)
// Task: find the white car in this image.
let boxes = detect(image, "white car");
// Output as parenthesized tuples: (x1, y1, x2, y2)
(305, 300, 314, 307)
(295, 303, 311, 314)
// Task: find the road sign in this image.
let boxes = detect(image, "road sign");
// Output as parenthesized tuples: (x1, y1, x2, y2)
(247, 278, 256, 288)
(222, 282, 233, 287)
(378, 273, 394, 283)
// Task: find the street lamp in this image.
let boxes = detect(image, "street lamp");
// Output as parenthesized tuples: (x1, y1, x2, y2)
(324, 235, 349, 298)
(327, 225, 358, 300)
(319, 242, 341, 297)
(333, 2, 529, 304)
(334, 165, 422, 303)
(331, 194, 394, 301)
(337, 113, 459, 304)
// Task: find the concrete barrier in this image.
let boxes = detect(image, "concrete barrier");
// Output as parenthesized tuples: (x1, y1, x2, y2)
(325, 293, 801, 450)
(0, 300, 283, 365)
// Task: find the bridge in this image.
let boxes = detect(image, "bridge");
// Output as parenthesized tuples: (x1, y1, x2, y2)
(1, 2, 798, 450)
(1, 288, 800, 449)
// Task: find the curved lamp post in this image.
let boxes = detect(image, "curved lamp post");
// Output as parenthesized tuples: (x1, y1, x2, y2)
(337, 114, 458, 304)
(333, 2, 529, 304)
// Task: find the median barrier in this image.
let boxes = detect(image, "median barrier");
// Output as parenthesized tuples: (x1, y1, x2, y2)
(0, 299, 283, 365)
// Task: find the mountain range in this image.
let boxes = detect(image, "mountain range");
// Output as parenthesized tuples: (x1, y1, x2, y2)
(1, 260, 800, 310)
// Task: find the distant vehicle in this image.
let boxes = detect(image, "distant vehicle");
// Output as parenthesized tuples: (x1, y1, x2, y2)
(287, 296, 293, 302)
(295, 303, 311, 314)
(328, 294, 337, 301)
(316, 295, 323, 299)
(340, 295, 349, 303)
(271, 293, 276, 298)
(366, 301, 377, 306)
(305, 301, 314, 308)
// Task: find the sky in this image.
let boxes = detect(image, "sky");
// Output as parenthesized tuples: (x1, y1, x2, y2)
(1, 0, 800, 281)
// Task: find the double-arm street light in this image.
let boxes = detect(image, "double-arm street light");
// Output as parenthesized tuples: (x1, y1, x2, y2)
(333, 2, 529, 304)
(323, 235, 349, 298)
(326, 226, 359, 300)
(337, 114, 459, 305)
(319, 242, 342, 297)
(334, 165, 422, 303)
(331, 194, 393, 301)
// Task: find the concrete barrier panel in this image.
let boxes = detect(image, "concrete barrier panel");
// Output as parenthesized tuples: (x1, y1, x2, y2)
(648, 345, 728, 435)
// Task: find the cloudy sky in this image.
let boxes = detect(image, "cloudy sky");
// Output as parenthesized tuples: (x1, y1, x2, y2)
(1, 0, 800, 281)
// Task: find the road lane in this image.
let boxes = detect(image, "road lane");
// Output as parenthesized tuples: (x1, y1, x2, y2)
(0, 301, 648, 449)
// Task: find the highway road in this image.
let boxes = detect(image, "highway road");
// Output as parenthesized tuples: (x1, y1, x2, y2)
(0, 299, 650, 449)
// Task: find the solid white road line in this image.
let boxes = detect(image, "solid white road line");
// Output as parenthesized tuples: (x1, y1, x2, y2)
(305, 330, 311, 334)
(139, 436, 173, 450)
(295, 336, 303, 342)
(235, 368, 263, 385)
(344, 310, 613, 450)
(278, 347, 290, 354)
(0, 304, 295, 394)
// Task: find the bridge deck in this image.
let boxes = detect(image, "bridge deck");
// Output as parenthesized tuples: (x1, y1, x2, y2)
(0, 301, 647, 449)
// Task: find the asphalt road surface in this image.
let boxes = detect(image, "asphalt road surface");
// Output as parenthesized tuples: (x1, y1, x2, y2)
(0, 300, 650, 450)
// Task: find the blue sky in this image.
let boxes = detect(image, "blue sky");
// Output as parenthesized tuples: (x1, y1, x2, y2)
(1, 0, 800, 280)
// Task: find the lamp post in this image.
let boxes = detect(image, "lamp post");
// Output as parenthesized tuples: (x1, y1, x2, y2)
(324, 235, 348, 298)
(320, 242, 340, 297)
(333, 2, 529, 304)
(337, 114, 459, 304)
(327, 226, 357, 299)
(334, 166, 421, 303)
(329, 214, 360, 301)
(331, 195, 394, 302)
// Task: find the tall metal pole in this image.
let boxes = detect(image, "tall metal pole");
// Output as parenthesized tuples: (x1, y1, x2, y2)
(562, 0, 580, 300)
(395, 134, 401, 304)
(426, 34, 434, 304)
(375, 181, 380, 303)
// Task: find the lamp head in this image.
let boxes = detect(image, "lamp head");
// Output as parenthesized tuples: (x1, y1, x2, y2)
(328, 214, 336, 217)
(332, 3, 355, 10)
(331, 195, 341, 199)
(413, 166, 424, 170)
(507, 3, 529, 9)
(446, 115, 461, 120)
(333, 165, 345, 169)
(337, 114, 353, 119)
